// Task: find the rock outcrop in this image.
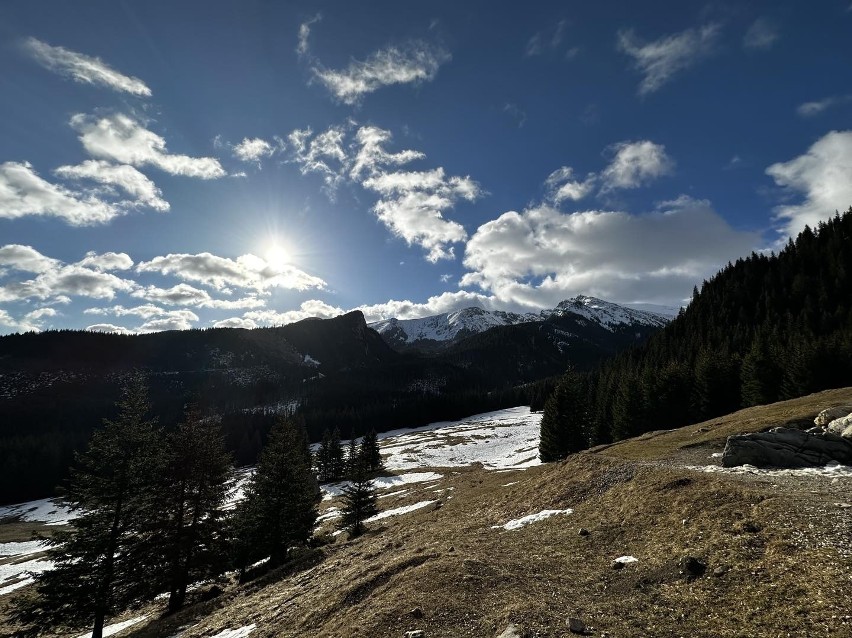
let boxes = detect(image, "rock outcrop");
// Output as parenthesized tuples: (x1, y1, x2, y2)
(722, 427, 852, 468)
(814, 405, 852, 427)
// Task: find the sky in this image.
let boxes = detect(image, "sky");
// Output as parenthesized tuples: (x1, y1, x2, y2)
(1, 0, 851, 334)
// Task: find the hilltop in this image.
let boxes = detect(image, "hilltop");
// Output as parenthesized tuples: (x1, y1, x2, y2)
(4, 388, 850, 637)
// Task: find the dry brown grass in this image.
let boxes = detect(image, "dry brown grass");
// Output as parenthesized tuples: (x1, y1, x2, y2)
(3, 389, 852, 637)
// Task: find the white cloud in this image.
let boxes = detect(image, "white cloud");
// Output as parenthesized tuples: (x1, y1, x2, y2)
(743, 18, 780, 51)
(55, 160, 170, 211)
(136, 252, 326, 292)
(233, 138, 276, 163)
(544, 167, 596, 202)
(458, 197, 759, 309)
(22, 37, 151, 96)
(600, 140, 674, 191)
(296, 14, 322, 57)
(75, 251, 134, 271)
(0, 161, 122, 225)
(363, 168, 481, 262)
(618, 24, 720, 95)
(86, 323, 134, 335)
(0, 307, 58, 333)
(71, 113, 226, 179)
(766, 130, 852, 236)
(131, 283, 266, 309)
(288, 125, 349, 193)
(0, 244, 60, 273)
(349, 126, 424, 181)
(796, 95, 852, 118)
(311, 41, 451, 105)
(357, 290, 497, 322)
(217, 299, 344, 328)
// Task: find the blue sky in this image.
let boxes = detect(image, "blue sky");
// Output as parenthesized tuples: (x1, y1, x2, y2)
(1, 0, 851, 334)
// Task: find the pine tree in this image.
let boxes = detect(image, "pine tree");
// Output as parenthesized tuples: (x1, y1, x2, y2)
(232, 417, 318, 569)
(740, 334, 783, 407)
(338, 458, 378, 537)
(360, 428, 383, 472)
(14, 375, 162, 638)
(328, 427, 344, 481)
(155, 405, 234, 613)
(315, 429, 333, 482)
(539, 368, 588, 462)
(346, 432, 359, 478)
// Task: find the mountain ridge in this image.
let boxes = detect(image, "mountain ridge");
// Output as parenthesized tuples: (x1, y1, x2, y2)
(368, 295, 673, 351)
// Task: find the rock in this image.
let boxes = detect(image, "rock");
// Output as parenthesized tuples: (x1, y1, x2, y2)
(713, 565, 728, 577)
(826, 414, 852, 435)
(578, 527, 590, 536)
(405, 631, 425, 638)
(567, 617, 586, 633)
(722, 427, 852, 468)
(611, 560, 625, 570)
(497, 624, 522, 638)
(679, 555, 706, 578)
(410, 607, 424, 619)
(814, 406, 852, 427)
(843, 424, 852, 440)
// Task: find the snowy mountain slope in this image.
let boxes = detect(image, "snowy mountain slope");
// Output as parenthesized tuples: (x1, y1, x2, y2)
(369, 306, 537, 346)
(369, 296, 671, 350)
(542, 295, 670, 330)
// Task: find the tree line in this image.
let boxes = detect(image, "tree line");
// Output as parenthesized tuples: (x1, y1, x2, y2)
(13, 375, 384, 638)
(541, 209, 852, 461)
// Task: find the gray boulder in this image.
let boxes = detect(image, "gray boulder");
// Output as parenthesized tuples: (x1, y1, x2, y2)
(722, 427, 852, 468)
(814, 406, 852, 427)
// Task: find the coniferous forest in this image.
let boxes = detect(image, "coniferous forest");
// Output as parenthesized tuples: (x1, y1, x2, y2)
(540, 209, 852, 461)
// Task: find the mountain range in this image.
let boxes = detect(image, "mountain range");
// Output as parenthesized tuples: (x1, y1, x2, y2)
(369, 295, 676, 351)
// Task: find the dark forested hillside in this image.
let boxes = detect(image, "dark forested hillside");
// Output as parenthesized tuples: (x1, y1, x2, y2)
(540, 209, 852, 459)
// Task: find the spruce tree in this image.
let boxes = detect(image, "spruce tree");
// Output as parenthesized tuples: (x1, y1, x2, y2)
(539, 368, 588, 462)
(360, 428, 383, 472)
(315, 429, 333, 482)
(155, 405, 234, 613)
(338, 458, 378, 538)
(14, 375, 162, 638)
(346, 432, 359, 478)
(328, 427, 344, 480)
(232, 417, 318, 569)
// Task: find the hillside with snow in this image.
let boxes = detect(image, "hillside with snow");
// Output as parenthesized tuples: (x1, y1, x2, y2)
(368, 295, 673, 350)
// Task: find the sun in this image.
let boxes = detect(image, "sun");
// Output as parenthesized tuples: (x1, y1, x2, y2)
(262, 241, 292, 271)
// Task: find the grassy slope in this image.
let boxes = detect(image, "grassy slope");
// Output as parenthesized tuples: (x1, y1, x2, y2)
(5, 388, 852, 638)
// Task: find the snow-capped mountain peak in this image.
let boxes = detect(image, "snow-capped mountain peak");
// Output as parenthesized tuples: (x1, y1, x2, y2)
(368, 295, 672, 348)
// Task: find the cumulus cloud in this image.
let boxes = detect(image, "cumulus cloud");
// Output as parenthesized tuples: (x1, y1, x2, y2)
(216, 299, 344, 328)
(600, 140, 675, 191)
(75, 251, 134, 271)
(136, 252, 326, 292)
(0, 307, 58, 333)
(0, 244, 60, 273)
(311, 40, 451, 105)
(84, 304, 198, 333)
(458, 197, 760, 308)
(55, 160, 170, 211)
(0, 161, 122, 225)
(364, 168, 481, 262)
(543, 141, 673, 202)
(766, 130, 852, 237)
(357, 290, 498, 322)
(131, 283, 266, 309)
(71, 113, 226, 179)
(545, 167, 596, 203)
(86, 323, 135, 335)
(618, 24, 719, 95)
(22, 37, 151, 96)
(797, 95, 852, 118)
(232, 137, 277, 164)
(743, 18, 780, 51)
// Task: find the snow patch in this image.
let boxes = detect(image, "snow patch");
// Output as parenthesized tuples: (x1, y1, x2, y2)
(689, 461, 852, 478)
(366, 500, 435, 522)
(209, 625, 257, 638)
(614, 555, 639, 564)
(75, 615, 148, 638)
(0, 497, 74, 525)
(492, 508, 573, 531)
(303, 354, 321, 367)
(321, 472, 443, 501)
(0, 540, 47, 557)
